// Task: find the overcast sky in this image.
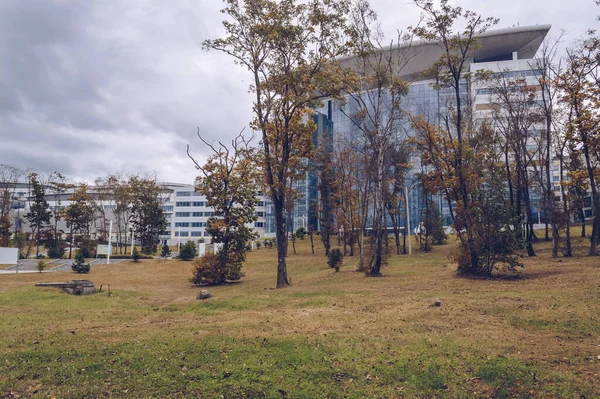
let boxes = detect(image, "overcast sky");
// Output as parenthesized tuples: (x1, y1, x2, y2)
(0, 0, 597, 184)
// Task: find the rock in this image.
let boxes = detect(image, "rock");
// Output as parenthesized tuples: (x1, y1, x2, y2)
(433, 299, 442, 307)
(197, 290, 212, 300)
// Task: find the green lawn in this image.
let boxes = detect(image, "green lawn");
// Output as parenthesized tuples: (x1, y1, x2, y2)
(1, 235, 599, 398)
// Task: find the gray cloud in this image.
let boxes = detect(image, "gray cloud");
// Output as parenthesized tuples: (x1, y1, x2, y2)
(0, 0, 597, 184)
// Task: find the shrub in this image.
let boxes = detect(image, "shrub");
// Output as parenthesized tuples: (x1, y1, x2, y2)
(47, 245, 64, 259)
(160, 243, 171, 258)
(141, 244, 157, 256)
(78, 246, 92, 259)
(191, 252, 245, 286)
(132, 247, 141, 262)
(179, 240, 197, 261)
(328, 248, 343, 272)
(71, 251, 90, 273)
(36, 259, 46, 273)
(295, 227, 307, 240)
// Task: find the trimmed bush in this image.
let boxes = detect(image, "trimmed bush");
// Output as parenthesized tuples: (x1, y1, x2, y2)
(71, 251, 90, 274)
(36, 259, 46, 273)
(295, 227, 307, 240)
(161, 243, 172, 258)
(179, 241, 197, 261)
(191, 252, 244, 286)
(47, 245, 65, 259)
(132, 247, 141, 262)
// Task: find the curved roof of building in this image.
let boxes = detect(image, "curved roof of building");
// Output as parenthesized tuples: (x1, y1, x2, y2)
(339, 24, 552, 81)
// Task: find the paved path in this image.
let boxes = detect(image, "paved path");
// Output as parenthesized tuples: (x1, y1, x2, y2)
(0, 258, 128, 274)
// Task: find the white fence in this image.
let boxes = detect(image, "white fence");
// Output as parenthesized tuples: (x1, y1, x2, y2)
(0, 248, 18, 265)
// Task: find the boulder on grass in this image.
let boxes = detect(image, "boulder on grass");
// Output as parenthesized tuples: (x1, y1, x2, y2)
(196, 290, 212, 300)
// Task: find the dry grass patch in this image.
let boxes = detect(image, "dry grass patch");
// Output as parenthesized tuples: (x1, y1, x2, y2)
(1, 235, 599, 398)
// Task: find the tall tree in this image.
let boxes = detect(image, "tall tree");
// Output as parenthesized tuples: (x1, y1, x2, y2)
(314, 131, 336, 256)
(64, 183, 96, 259)
(342, 0, 410, 275)
(0, 164, 22, 247)
(25, 173, 51, 258)
(384, 144, 411, 255)
(556, 36, 600, 255)
(47, 172, 72, 254)
(411, 0, 499, 274)
(96, 173, 133, 255)
(129, 176, 167, 255)
(529, 35, 564, 255)
(333, 147, 363, 258)
(488, 74, 542, 257)
(188, 131, 259, 285)
(204, 0, 355, 287)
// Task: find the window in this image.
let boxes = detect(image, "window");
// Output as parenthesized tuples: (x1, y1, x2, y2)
(175, 231, 189, 237)
(191, 231, 203, 237)
(176, 202, 191, 207)
(192, 212, 203, 217)
(162, 205, 174, 212)
(255, 222, 265, 228)
(192, 201, 204, 207)
(257, 201, 265, 207)
(191, 222, 207, 228)
(175, 222, 190, 228)
(176, 191, 191, 197)
(256, 212, 265, 217)
(257, 191, 263, 196)
(553, 176, 559, 182)
(175, 212, 190, 217)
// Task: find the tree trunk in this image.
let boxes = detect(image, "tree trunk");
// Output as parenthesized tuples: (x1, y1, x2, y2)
(582, 141, 599, 255)
(370, 150, 385, 276)
(560, 158, 572, 257)
(274, 194, 289, 287)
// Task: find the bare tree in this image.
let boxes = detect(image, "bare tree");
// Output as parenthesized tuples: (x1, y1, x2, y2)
(0, 164, 23, 247)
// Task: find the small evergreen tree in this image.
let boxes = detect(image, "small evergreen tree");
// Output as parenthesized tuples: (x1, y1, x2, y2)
(132, 247, 141, 262)
(161, 242, 171, 258)
(328, 248, 344, 272)
(179, 240, 197, 261)
(47, 243, 64, 259)
(295, 227, 307, 240)
(36, 259, 46, 273)
(71, 251, 90, 273)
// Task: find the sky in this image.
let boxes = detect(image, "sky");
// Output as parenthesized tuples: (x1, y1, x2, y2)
(0, 0, 597, 184)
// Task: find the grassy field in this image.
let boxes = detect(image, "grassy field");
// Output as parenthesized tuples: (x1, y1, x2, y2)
(1, 234, 599, 398)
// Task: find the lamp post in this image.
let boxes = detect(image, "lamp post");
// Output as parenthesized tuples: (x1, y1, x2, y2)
(404, 186, 412, 255)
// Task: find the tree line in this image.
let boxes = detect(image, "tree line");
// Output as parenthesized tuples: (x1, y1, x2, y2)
(200, 0, 600, 287)
(0, 166, 167, 259)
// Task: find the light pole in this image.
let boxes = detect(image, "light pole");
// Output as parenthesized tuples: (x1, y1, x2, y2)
(107, 220, 112, 265)
(404, 186, 412, 255)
